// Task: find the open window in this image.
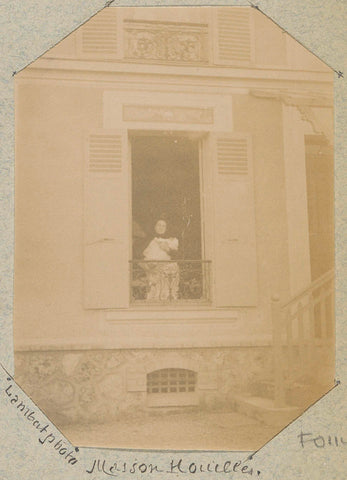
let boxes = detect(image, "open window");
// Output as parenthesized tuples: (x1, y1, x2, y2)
(130, 133, 211, 305)
(83, 129, 257, 310)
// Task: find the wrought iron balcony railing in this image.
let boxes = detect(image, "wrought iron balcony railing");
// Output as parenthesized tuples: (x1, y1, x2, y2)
(129, 260, 212, 304)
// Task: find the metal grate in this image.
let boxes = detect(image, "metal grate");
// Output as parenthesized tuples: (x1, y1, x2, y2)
(217, 137, 248, 175)
(88, 134, 122, 173)
(216, 8, 251, 63)
(81, 9, 118, 55)
(130, 260, 212, 304)
(147, 368, 197, 394)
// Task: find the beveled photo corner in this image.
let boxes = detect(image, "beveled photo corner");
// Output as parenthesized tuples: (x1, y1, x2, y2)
(13, 6, 335, 450)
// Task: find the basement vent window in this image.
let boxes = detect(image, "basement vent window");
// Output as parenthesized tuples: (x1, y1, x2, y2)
(147, 368, 197, 394)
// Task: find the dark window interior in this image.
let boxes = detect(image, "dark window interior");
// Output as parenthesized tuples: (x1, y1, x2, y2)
(305, 135, 334, 280)
(131, 135, 202, 260)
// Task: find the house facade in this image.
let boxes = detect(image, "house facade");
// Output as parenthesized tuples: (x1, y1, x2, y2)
(14, 7, 334, 430)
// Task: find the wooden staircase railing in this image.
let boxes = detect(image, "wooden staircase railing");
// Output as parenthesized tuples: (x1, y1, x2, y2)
(271, 269, 334, 407)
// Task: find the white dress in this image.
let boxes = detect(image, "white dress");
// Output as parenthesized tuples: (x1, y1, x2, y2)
(142, 237, 179, 301)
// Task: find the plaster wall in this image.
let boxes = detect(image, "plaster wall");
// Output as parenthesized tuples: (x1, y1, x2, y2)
(14, 80, 310, 347)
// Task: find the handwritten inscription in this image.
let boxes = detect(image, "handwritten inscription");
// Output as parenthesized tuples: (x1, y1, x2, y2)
(3, 378, 79, 466)
(298, 431, 347, 448)
(86, 457, 261, 476)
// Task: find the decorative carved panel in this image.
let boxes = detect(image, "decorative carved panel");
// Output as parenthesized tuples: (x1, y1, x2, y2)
(123, 104, 214, 124)
(124, 20, 209, 64)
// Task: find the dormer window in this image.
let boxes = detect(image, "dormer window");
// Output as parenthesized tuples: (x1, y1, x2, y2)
(76, 7, 253, 66)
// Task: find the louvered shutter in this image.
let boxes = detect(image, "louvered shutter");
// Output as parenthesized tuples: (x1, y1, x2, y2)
(214, 7, 253, 65)
(214, 133, 258, 307)
(84, 130, 129, 309)
(78, 8, 120, 59)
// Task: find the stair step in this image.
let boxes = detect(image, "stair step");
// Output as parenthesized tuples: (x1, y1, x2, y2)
(229, 394, 301, 427)
(250, 380, 332, 408)
(286, 382, 332, 408)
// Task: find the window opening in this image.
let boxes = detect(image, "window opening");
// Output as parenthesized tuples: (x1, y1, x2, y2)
(147, 368, 197, 394)
(130, 134, 211, 304)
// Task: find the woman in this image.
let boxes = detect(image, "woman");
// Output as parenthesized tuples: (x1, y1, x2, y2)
(142, 219, 179, 301)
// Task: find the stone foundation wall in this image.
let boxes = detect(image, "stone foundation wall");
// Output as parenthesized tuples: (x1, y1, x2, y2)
(14, 347, 273, 425)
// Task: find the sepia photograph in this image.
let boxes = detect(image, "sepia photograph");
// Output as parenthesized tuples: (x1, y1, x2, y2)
(13, 5, 335, 451)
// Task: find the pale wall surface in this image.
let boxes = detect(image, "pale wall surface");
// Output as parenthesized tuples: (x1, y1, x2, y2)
(13, 7, 332, 348)
(13, 78, 297, 345)
(0, 1, 346, 479)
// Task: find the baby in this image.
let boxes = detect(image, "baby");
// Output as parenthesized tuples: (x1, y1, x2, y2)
(143, 219, 179, 260)
(143, 236, 179, 261)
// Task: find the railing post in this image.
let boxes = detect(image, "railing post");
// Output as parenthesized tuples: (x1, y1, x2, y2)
(297, 301, 306, 373)
(285, 309, 293, 384)
(308, 292, 315, 375)
(319, 288, 327, 340)
(271, 294, 286, 408)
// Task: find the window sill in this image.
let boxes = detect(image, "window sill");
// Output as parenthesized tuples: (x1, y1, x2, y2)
(147, 392, 198, 408)
(105, 307, 242, 323)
